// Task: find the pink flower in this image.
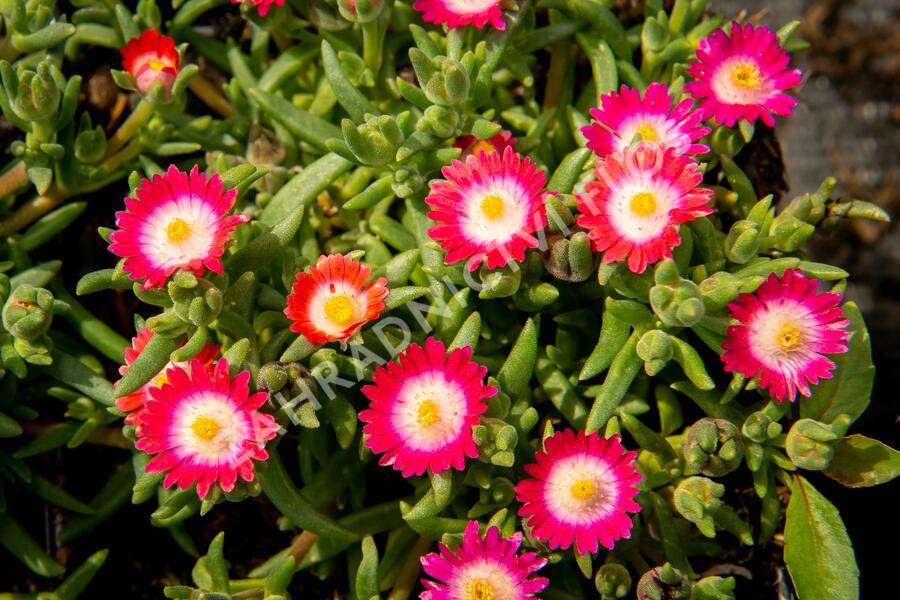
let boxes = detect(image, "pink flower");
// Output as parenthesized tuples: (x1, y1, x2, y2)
(515, 430, 642, 555)
(135, 358, 280, 499)
(453, 130, 517, 159)
(115, 328, 220, 432)
(120, 28, 180, 96)
(685, 22, 803, 127)
(359, 337, 495, 477)
(419, 521, 549, 599)
(108, 165, 250, 290)
(412, 0, 505, 31)
(721, 269, 850, 403)
(575, 144, 713, 274)
(426, 147, 549, 272)
(582, 83, 710, 158)
(231, 0, 285, 17)
(284, 254, 389, 345)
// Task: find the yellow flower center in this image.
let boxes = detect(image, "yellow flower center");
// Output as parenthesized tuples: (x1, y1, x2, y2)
(777, 322, 802, 351)
(464, 579, 495, 600)
(480, 194, 505, 221)
(148, 58, 168, 71)
(730, 63, 760, 89)
(636, 122, 658, 142)
(417, 399, 440, 428)
(153, 371, 170, 388)
(166, 218, 191, 243)
(191, 416, 221, 442)
(324, 295, 355, 326)
(629, 192, 657, 217)
(472, 140, 496, 155)
(570, 478, 596, 502)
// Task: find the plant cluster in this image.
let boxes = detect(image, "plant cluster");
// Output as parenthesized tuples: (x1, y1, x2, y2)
(0, 0, 896, 599)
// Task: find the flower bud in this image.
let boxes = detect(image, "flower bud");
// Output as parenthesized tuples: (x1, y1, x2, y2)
(684, 418, 744, 477)
(596, 563, 632, 599)
(674, 476, 724, 538)
(769, 215, 815, 252)
(543, 232, 595, 282)
(257, 362, 289, 393)
(692, 576, 737, 600)
(342, 115, 404, 166)
(75, 125, 107, 164)
(636, 563, 692, 600)
(724, 220, 759, 264)
(649, 261, 705, 328)
(145, 309, 192, 337)
(6, 61, 60, 122)
(392, 165, 425, 198)
(478, 264, 521, 299)
(699, 271, 740, 310)
(741, 411, 782, 444)
(785, 416, 850, 471)
(637, 330, 673, 376)
(489, 477, 515, 505)
(3, 284, 54, 342)
(424, 59, 470, 107)
(419, 105, 459, 139)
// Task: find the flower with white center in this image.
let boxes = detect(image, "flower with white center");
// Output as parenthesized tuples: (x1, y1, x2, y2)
(359, 337, 495, 477)
(120, 28, 180, 96)
(575, 144, 713, 274)
(283, 254, 389, 345)
(135, 358, 280, 499)
(115, 328, 220, 432)
(108, 165, 250, 290)
(582, 83, 710, 158)
(721, 269, 850, 403)
(426, 146, 549, 272)
(412, 0, 505, 31)
(685, 22, 803, 127)
(516, 429, 642, 555)
(419, 520, 549, 599)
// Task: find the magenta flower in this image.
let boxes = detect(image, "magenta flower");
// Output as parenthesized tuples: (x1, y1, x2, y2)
(516, 430, 642, 555)
(582, 83, 710, 158)
(685, 22, 803, 127)
(135, 358, 280, 499)
(575, 144, 713, 274)
(412, 0, 505, 31)
(359, 337, 495, 477)
(426, 146, 549, 272)
(419, 521, 549, 599)
(108, 165, 250, 290)
(721, 269, 850, 403)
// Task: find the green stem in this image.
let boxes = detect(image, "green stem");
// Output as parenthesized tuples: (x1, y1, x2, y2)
(361, 18, 385, 78)
(0, 161, 29, 200)
(188, 75, 236, 118)
(105, 99, 153, 155)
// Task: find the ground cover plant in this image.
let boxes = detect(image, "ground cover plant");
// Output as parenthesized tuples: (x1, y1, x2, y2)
(0, 0, 897, 598)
